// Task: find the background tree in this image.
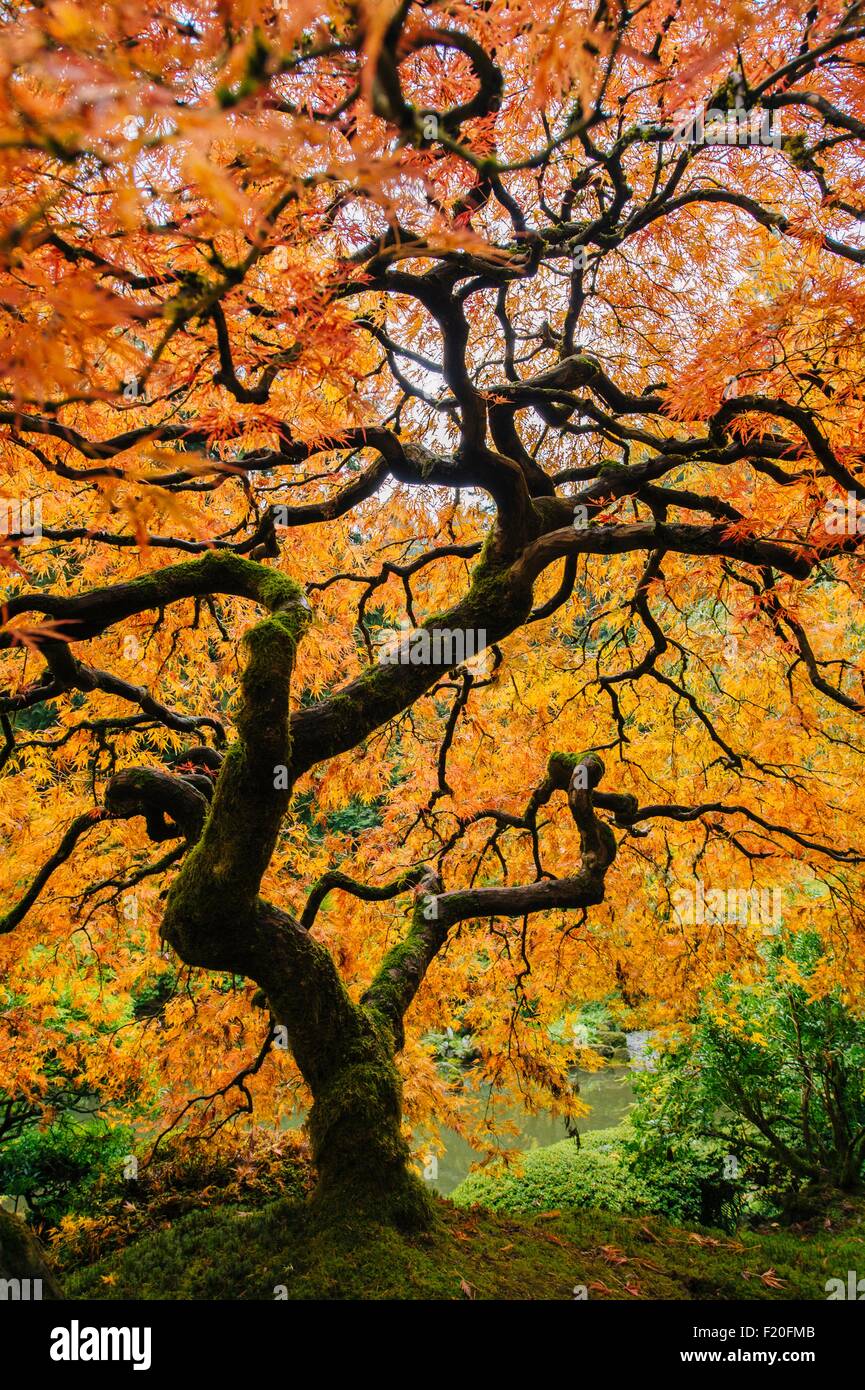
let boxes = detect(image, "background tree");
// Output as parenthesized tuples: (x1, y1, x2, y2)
(1, 0, 865, 1230)
(630, 931, 865, 1201)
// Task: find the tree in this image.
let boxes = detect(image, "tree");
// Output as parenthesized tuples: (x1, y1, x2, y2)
(1, 0, 864, 1232)
(630, 932, 865, 1200)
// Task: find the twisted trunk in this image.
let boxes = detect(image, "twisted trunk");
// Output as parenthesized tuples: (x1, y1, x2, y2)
(305, 1021, 434, 1230)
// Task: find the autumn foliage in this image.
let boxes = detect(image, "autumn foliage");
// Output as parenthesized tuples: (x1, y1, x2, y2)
(0, 0, 864, 1221)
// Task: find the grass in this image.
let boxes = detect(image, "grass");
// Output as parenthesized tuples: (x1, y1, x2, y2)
(63, 1192, 865, 1301)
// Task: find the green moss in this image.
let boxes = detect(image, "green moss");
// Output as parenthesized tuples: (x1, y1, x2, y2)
(781, 133, 810, 168)
(63, 1188, 865, 1301)
(548, 751, 581, 779)
(110, 552, 304, 624)
(305, 1025, 436, 1233)
(364, 891, 446, 1038)
(0, 1207, 63, 1298)
(160, 559, 310, 961)
(256, 567, 307, 616)
(462, 554, 534, 637)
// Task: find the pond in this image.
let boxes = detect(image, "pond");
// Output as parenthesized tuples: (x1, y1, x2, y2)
(422, 1030, 649, 1196)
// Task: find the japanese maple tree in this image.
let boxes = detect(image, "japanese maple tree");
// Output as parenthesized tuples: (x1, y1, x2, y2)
(1, 0, 865, 1229)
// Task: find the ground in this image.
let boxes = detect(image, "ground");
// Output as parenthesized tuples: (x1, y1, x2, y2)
(62, 1195, 865, 1301)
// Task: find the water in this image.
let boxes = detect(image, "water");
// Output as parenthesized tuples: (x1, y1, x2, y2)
(422, 1034, 645, 1196)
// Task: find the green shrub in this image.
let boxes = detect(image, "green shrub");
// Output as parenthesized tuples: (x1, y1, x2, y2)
(0, 1122, 132, 1231)
(451, 1123, 735, 1226)
(629, 930, 865, 1209)
(424, 1027, 480, 1082)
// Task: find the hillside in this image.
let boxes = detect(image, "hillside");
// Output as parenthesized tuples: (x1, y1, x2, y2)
(63, 1195, 865, 1302)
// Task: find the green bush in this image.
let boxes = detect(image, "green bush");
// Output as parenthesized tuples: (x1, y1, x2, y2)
(424, 1027, 480, 1083)
(451, 1123, 734, 1226)
(0, 1122, 132, 1230)
(629, 930, 865, 1209)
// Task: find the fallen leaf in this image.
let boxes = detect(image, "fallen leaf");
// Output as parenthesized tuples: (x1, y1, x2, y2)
(599, 1244, 629, 1265)
(588, 1280, 615, 1295)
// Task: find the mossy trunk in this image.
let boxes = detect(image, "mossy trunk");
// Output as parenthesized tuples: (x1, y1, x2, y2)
(0, 1207, 64, 1299)
(305, 1029, 435, 1232)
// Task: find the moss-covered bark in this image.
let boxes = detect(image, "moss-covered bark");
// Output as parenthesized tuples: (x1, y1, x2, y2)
(305, 1017, 435, 1231)
(0, 1207, 64, 1298)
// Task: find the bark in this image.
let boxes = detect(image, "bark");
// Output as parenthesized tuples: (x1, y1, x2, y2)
(0, 1207, 63, 1299)
(246, 902, 436, 1230)
(140, 561, 439, 1227)
(304, 1017, 434, 1231)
